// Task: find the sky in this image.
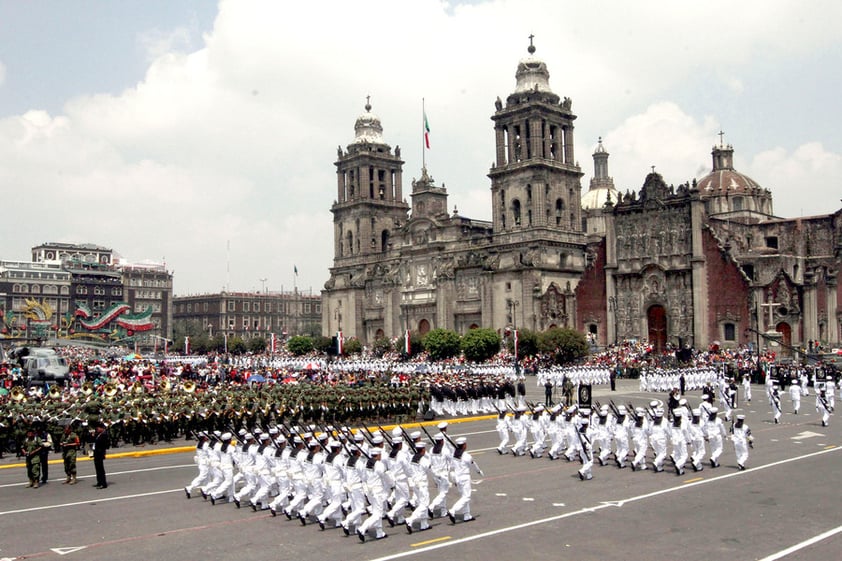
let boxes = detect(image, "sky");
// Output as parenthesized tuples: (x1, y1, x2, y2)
(1, 0, 840, 297)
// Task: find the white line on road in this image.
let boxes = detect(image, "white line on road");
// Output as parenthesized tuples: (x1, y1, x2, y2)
(0, 488, 181, 516)
(0, 464, 193, 489)
(756, 524, 842, 561)
(367, 445, 841, 561)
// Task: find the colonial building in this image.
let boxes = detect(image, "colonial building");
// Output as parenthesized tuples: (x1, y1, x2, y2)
(0, 242, 174, 347)
(172, 290, 322, 343)
(322, 42, 842, 354)
(323, 42, 588, 342)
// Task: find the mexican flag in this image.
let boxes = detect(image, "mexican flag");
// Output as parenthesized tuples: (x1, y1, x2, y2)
(423, 111, 431, 149)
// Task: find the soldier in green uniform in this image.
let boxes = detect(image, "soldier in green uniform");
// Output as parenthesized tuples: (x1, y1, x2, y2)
(22, 427, 43, 488)
(60, 423, 81, 484)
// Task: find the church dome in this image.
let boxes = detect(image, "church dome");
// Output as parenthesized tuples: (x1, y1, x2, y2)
(352, 98, 385, 144)
(697, 144, 764, 197)
(581, 186, 619, 210)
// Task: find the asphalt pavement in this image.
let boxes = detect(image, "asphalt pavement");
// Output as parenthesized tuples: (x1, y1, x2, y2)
(1, 379, 840, 561)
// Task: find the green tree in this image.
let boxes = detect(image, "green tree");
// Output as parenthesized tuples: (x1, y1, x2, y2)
(343, 337, 362, 356)
(423, 328, 462, 360)
(538, 327, 589, 364)
(312, 335, 333, 354)
(461, 328, 501, 362)
(227, 336, 247, 355)
(287, 335, 314, 356)
(247, 336, 267, 353)
(505, 327, 539, 357)
(371, 336, 393, 357)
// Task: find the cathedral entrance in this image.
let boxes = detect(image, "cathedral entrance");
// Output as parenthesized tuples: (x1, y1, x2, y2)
(647, 305, 667, 353)
(776, 322, 792, 356)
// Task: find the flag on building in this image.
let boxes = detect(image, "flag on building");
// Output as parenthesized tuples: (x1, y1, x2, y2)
(423, 111, 431, 149)
(294, 265, 298, 276)
(405, 329, 411, 356)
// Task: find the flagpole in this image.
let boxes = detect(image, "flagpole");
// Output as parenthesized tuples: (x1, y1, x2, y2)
(422, 97, 426, 171)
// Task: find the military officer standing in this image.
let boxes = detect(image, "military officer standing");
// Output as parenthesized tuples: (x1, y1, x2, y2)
(23, 428, 43, 488)
(60, 423, 81, 485)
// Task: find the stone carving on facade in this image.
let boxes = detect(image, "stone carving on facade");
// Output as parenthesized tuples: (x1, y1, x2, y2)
(539, 283, 570, 327)
(416, 264, 429, 287)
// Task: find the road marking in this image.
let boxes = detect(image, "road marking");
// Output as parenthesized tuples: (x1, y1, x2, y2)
(522, 497, 534, 501)
(0, 464, 193, 489)
(494, 493, 507, 497)
(367, 445, 842, 561)
(825, 445, 836, 449)
(552, 503, 566, 507)
(0, 488, 181, 516)
(411, 536, 451, 547)
(792, 431, 823, 439)
(756, 524, 842, 561)
(683, 477, 703, 484)
(51, 546, 87, 555)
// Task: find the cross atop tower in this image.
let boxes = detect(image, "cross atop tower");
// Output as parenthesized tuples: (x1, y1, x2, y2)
(365, 95, 371, 112)
(528, 34, 535, 54)
(718, 130, 725, 146)
(651, 165, 656, 174)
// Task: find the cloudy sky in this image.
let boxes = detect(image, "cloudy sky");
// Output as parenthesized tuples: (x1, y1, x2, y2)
(1, 0, 840, 297)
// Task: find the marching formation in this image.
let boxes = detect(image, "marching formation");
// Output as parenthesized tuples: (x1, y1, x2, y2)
(183, 420, 483, 542)
(495, 396, 754, 479)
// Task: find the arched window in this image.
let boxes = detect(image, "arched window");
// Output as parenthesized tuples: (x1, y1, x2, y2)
(381, 230, 390, 252)
(346, 231, 354, 255)
(555, 199, 564, 225)
(513, 199, 522, 226)
(724, 323, 736, 341)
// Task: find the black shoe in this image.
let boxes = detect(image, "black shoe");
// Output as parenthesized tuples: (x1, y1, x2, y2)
(184, 488, 191, 499)
(201, 490, 208, 501)
(630, 462, 636, 472)
(299, 513, 307, 526)
(210, 496, 216, 505)
(448, 512, 456, 524)
(357, 529, 365, 543)
(386, 515, 395, 527)
(318, 520, 325, 531)
(738, 464, 745, 471)
(270, 507, 277, 517)
(251, 502, 258, 512)
(234, 499, 241, 509)
(284, 510, 292, 520)
(342, 525, 350, 536)
(427, 508, 434, 519)
(712, 460, 720, 468)
(405, 522, 413, 534)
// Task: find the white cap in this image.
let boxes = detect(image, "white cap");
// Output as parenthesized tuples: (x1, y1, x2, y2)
(455, 437, 467, 445)
(437, 422, 448, 430)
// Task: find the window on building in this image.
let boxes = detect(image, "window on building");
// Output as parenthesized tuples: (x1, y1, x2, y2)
(30, 285, 40, 294)
(228, 301, 235, 312)
(77, 286, 87, 295)
(732, 197, 744, 211)
(512, 199, 521, 226)
(724, 323, 736, 341)
(243, 302, 250, 312)
(203, 302, 208, 312)
(112, 288, 122, 296)
(187, 304, 192, 313)
(765, 236, 778, 250)
(93, 300, 105, 311)
(742, 264, 754, 281)
(555, 199, 564, 225)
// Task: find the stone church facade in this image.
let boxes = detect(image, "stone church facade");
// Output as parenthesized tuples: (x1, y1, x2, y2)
(323, 43, 842, 354)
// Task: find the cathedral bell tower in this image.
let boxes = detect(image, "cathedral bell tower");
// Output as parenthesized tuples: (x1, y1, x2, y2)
(488, 38, 585, 239)
(331, 98, 410, 262)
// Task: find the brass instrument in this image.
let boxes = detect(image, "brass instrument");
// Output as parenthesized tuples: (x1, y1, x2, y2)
(182, 380, 196, 393)
(104, 383, 118, 398)
(132, 380, 145, 395)
(159, 379, 172, 393)
(48, 385, 62, 399)
(82, 382, 94, 396)
(11, 386, 26, 401)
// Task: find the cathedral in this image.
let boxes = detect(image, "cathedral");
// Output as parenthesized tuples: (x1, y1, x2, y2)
(322, 43, 842, 356)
